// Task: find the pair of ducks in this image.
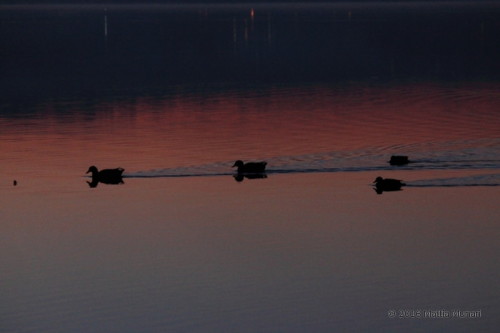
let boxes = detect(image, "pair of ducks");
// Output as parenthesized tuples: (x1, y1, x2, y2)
(373, 155, 410, 193)
(233, 156, 410, 172)
(86, 160, 267, 186)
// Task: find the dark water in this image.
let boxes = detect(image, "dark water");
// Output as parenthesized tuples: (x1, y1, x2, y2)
(1, 2, 499, 333)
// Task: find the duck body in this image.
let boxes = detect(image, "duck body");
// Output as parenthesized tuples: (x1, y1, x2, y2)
(373, 176, 406, 193)
(86, 166, 124, 186)
(389, 155, 410, 166)
(232, 160, 267, 174)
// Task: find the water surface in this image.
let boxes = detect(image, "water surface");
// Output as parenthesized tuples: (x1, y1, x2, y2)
(1, 3, 499, 333)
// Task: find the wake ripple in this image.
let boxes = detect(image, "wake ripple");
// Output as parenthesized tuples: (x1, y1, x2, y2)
(125, 139, 500, 184)
(407, 174, 500, 187)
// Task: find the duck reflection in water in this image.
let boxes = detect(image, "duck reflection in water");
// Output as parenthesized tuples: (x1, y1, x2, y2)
(232, 160, 267, 182)
(233, 173, 268, 182)
(373, 176, 406, 194)
(86, 166, 124, 188)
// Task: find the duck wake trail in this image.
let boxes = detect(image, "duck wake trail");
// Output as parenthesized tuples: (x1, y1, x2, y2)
(124, 140, 500, 179)
(406, 173, 500, 187)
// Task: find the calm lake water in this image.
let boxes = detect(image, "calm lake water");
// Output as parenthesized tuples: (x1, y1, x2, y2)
(1, 2, 499, 332)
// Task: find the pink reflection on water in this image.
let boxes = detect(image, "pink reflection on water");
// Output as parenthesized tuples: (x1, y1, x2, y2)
(0, 83, 499, 333)
(1, 83, 499, 178)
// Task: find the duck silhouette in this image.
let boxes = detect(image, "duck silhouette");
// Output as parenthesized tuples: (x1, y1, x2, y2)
(86, 166, 124, 187)
(232, 160, 267, 174)
(373, 176, 406, 194)
(389, 155, 411, 166)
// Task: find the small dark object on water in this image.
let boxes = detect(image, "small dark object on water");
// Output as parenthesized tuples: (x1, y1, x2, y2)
(13, 180, 17, 186)
(373, 176, 406, 194)
(232, 160, 267, 173)
(86, 166, 124, 187)
(389, 155, 410, 166)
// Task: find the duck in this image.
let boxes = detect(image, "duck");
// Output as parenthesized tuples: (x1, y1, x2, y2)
(373, 176, 406, 193)
(86, 166, 124, 185)
(389, 155, 410, 166)
(232, 160, 267, 173)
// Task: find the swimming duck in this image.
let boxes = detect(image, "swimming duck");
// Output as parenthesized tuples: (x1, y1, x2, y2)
(389, 155, 410, 166)
(86, 166, 124, 185)
(373, 176, 406, 193)
(232, 160, 267, 173)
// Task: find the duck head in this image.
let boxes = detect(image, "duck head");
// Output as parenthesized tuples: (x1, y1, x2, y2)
(232, 160, 244, 168)
(86, 166, 98, 175)
(373, 176, 384, 184)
